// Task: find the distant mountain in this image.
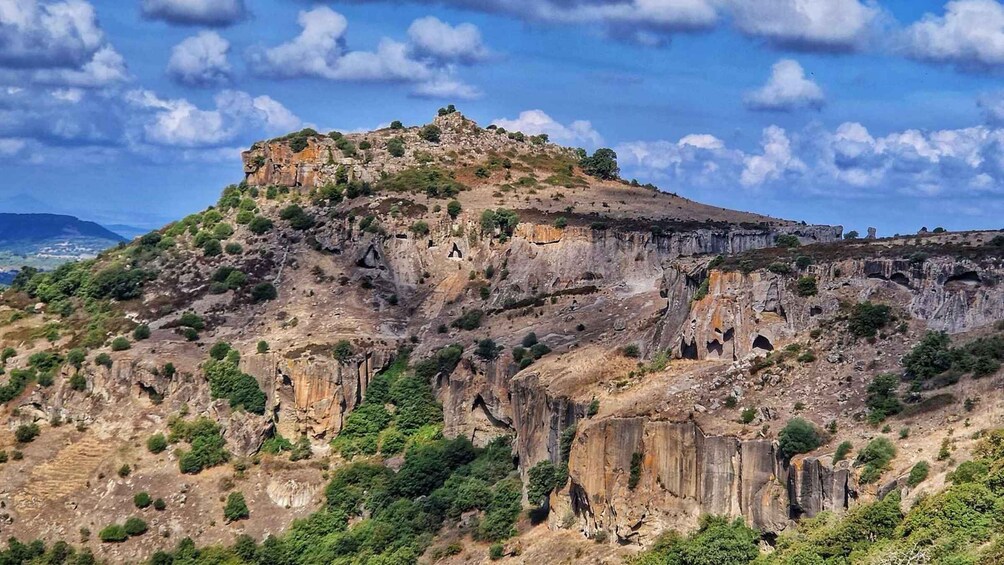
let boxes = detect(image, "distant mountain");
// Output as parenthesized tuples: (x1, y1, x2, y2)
(0, 213, 125, 245)
(102, 223, 149, 241)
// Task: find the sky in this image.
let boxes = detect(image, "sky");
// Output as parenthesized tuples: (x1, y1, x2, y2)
(2, 0, 1004, 235)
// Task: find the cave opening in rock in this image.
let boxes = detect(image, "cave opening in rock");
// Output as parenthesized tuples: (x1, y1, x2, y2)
(752, 334, 774, 352)
(681, 337, 698, 360)
(945, 271, 981, 291)
(809, 306, 822, 316)
(707, 339, 723, 358)
(448, 242, 463, 259)
(890, 272, 911, 287)
(723, 328, 734, 343)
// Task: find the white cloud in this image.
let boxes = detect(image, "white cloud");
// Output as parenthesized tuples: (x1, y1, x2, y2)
(0, 137, 27, 155)
(744, 59, 825, 112)
(904, 0, 1004, 71)
(247, 7, 484, 99)
(491, 109, 602, 146)
(741, 126, 805, 186)
(978, 90, 1004, 125)
(50, 87, 83, 103)
(0, 0, 105, 68)
(407, 16, 490, 63)
(167, 31, 231, 87)
(141, 0, 247, 27)
(0, 0, 127, 87)
(126, 89, 300, 147)
(728, 0, 881, 52)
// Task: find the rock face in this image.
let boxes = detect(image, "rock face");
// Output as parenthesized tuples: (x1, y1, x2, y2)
(241, 349, 394, 439)
(669, 255, 1004, 361)
(556, 418, 852, 544)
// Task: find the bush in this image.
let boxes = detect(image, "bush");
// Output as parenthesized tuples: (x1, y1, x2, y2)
(451, 309, 483, 330)
(386, 137, 405, 157)
(15, 423, 39, 443)
(795, 255, 812, 269)
(410, 220, 430, 236)
(849, 301, 892, 338)
(134, 492, 152, 508)
(775, 234, 801, 248)
(587, 399, 600, 417)
(279, 204, 315, 230)
(99, 524, 128, 543)
(133, 324, 150, 340)
(251, 282, 277, 303)
(740, 407, 757, 424)
(628, 452, 643, 489)
(224, 491, 250, 522)
(257, 340, 269, 354)
(796, 276, 818, 297)
(333, 340, 354, 363)
(153, 498, 167, 511)
(447, 200, 461, 218)
(778, 418, 821, 459)
(248, 216, 273, 235)
(204, 358, 267, 414)
(69, 372, 87, 391)
(419, 124, 441, 142)
(123, 517, 147, 536)
(489, 543, 504, 560)
(857, 437, 896, 484)
(866, 373, 902, 424)
(110, 337, 131, 351)
(147, 433, 167, 454)
(907, 461, 930, 487)
(95, 353, 112, 368)
(834, 440, 853, 463)
(527, 460, 559, 505)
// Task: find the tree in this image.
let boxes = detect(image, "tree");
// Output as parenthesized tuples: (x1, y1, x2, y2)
(390, 120, 404, 130)
(527, 460, 559, 505)
(778, 418, 821, 459)
(386, 137, 405, 157)
(251, 282, 277, 303)
(866, 373, 902, 423)
(419, 124, 441, 142)
(796, 276, 818, 297)
(333, 340, 354, 363)
(848, 301, 892, 338)
(224, 492, 250, 522)
(579, 148, 619, 179)
(447, 200, 462, 219)
(844, 230, 860, 240)
(209, 341, 231, 361)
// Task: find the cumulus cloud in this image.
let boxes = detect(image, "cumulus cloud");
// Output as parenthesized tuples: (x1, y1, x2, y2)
(903, 0, 1004, 71)
(744, 59, 825, 112)
(167, 31, 231, 87)
(141, 0, 247, 27)
(125, 89, 300, 147)
(247, 7, 484, 99)
(491, 109, 602, 146)
(617, 117, 1004, 199)
(408, 16, 490, 63)
(0, 0, 127, 87)
(727, 0, 881, 52)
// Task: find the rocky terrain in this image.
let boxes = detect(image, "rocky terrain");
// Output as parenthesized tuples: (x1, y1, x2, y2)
(1, 110, 1003, 564)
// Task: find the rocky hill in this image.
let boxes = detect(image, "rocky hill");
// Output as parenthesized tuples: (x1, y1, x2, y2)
(0, 109, 1003, 564)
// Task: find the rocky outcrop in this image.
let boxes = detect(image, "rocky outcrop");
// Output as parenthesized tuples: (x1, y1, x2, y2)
(556, 418, 853, 544)
(667, 255, 1004, 361)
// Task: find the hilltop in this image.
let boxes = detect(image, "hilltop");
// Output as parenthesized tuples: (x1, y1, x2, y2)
(0, 109, 1002, 564)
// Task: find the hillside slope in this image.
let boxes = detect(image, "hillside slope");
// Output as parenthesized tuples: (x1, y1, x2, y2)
(0, 110, 1002, 565)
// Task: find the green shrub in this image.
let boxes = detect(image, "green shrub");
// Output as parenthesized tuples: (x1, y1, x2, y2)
(778, 418, 821, 459)
(410, 221, 430, 236)
(489, 543, 504, 560)
(69, 372, 87, 391)
(248, 216, 273, 235)
(333, 340, 354, 363)
(377, 167, 465, 199)
(907, 461, 930, 487)
(796, 276, 818, 297)
(251, 282, 277, 302)
(224, 492, 249, 522)
(386, 137, 405, 157)
(527, 460, 559, 505)
(173, 417, 229, 474)
(833, 440, 853, 463)
(153, 498, 166, 511)
(134, 492, 152, 508)
(203, 358, 266, 414)
(848, 301, 892, 338)
(447, 200, 462, 218)
(110, 337, 131, 351)
(451, 309, 483, 330)
(95, 353, 112, 368)
(419, 124, 441, 142)
(775, 234, 801, 248)
(740, 407, 757, 424)
(99, 524, 128, 543)
(628, 451, 643, 490)
(147, 433, 167, 454)
(15, 423, 39, 443)
(123, 517, 147, 536)
(857, 437, 896, 484)
(866, 373, 903, 424)
(133, 325, 150, 340)
(587, 399, 600, 417)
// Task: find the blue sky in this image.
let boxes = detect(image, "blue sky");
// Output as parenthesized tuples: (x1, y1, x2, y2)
(2, 0, 1004, 235)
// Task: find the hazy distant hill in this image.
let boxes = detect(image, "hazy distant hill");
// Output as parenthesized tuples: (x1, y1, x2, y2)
(102, 223, 149, 241)
(0, 213, 125, 245)
(0, 213, 126, 274)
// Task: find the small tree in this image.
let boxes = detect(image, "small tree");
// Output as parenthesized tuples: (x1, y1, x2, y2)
(447, 200, 462, 219)
(527, 460, 559, 506)
(778, 418, 821, 459)
(389, 120, 404, 130)
(419, 124, 441, 143)
(579, 148, 619, 179)
(224, 491, 250, 522)
(333, 340, 354, 363)
(844, 230, 860, 240)
(796, 276, 818, 297)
